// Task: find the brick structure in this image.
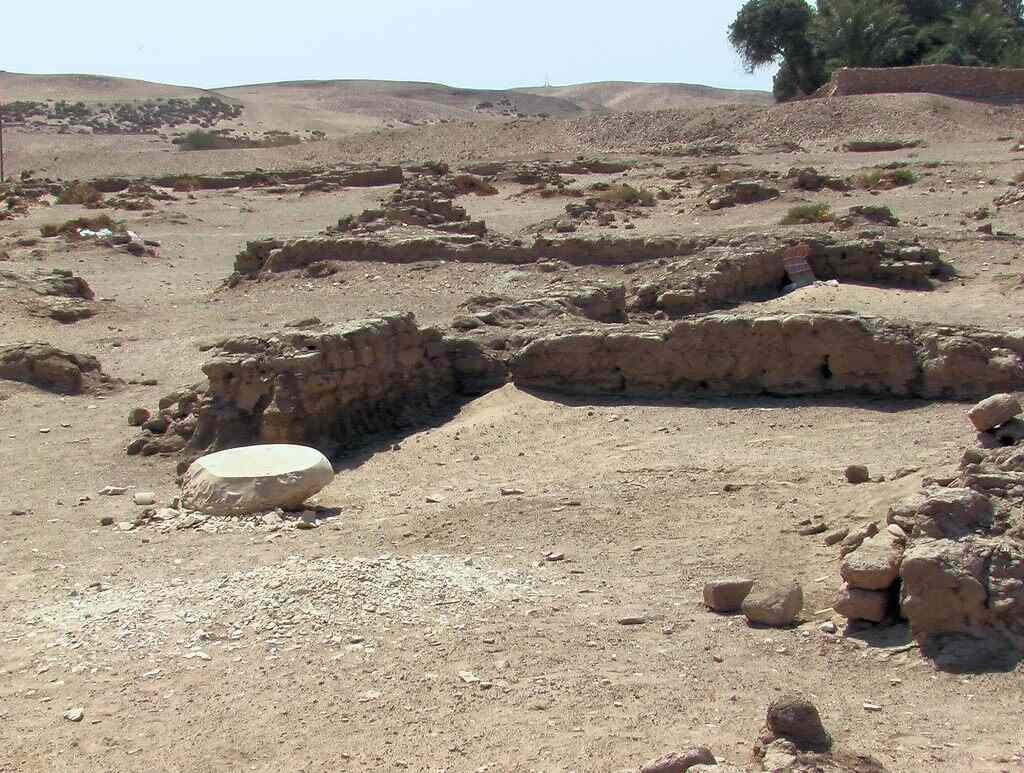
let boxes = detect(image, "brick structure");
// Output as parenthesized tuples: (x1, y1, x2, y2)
(815, 65, 1024, 100)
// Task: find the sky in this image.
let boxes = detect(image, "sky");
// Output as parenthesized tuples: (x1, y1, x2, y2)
(4, 1, 775, 92)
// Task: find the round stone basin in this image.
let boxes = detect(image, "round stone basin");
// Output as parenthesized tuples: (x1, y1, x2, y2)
(181, 444, 334, 515)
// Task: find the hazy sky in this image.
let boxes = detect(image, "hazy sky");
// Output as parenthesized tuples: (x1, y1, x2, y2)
(5, 1, 774, 92)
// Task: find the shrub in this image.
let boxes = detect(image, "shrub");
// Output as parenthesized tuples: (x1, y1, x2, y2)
(451, 174, 498, 196)
(849, 205, 899, 225)
(780, 203, 834, 225)
(57, 181, 103, 206)
(598, 183, 655, 207)
(175, 130, 223, 151)
(40, 214, 119, 238)
(855, 167, 917, 190)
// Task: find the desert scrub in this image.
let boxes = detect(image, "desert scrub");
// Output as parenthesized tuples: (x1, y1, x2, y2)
(40, 214, 120, 238)
(56, 181, 103, 206)
(848, 205, 899, 226)
(598, 183, 655, 207)
(781, 203, 834, 225)
(451, 174, 498, 196)
(855, 167, 917, 190)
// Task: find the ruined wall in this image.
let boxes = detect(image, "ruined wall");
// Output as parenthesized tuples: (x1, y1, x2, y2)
(633, 238, 945, 316)
(509, 312, 1024, 400)
(127, 313, 504, 461)
(234, 235, 705, 276)
(817, 65, 1024, 100)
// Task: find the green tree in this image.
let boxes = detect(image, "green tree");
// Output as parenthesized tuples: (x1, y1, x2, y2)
(813, 0, 918, 69)
(728, 0, 825, 99)
(924, 0, 1018, 63)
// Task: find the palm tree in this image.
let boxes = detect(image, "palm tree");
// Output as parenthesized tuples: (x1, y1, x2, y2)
(925, 0, 1017, 64)
(813, 0, 918, 70)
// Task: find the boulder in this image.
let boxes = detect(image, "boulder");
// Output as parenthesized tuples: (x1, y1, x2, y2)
(742, 582, 803, 627)
(840, 536, 900, 590)
(967, 393, 1021, 432)
(181, 444, 334, 515)
(912, 488, 993, 539)
(0, 343, 112, 394)
(702, 577, 754, 613)
(834, 583, 889, 623)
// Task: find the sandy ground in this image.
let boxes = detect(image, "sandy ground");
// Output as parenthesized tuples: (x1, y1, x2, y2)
(2, 84, 1024, 772)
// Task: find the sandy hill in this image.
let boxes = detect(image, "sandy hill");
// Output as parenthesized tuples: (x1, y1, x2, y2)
(0, 71, 225, 103)
(516, 80, 774, 111)
(2, 72, 773, 137)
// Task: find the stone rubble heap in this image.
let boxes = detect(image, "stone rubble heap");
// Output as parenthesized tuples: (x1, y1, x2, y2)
(835, 393, 1024, 649)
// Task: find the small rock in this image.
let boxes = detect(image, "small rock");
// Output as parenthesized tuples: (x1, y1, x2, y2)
(967, 393, 1021, 432)
(845, 464, 870, 484)
(617, 614, 647, 626)
(128, 407, 151, 426)
(818, 621, 837, 634)
(640, 746, 716, 773)
(742, 582, 803, 627)
(823, 528, 849, 546)
(99, 516, 114, 526)
(63, 707, 84, 722)
(133, 492, 156, 506)
(500, 487, 525, 496)
(99, 486, 127, 496)
(798, 523, 827, 536)
(863, 702, 883, 712)
(702, 577, 754, 613)
(765, 695, 830, 750)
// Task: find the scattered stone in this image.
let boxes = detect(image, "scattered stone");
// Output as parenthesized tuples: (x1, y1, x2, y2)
(764, 695, 831, 750)
(823, 528, 849, 546)
(833, 583, 889, 623)
(640, 746, 716, 773)
(99, 486, 127, 496)
(63, 707, 84, 722)
(128, 407, 151, 426)
(181, 444, 334, 515)
(839, 522, 879, 557)
(840, 536, 899, 590)
(617, 614, 648, 626)
(798, 522, 828, 536)
(133, 492, 157, 506)
(702, 577, 754, 613)
(818, 621, 837, 634)
(742, 582, 803, 627)
(967, 393, 1021, 432)
(845, 464, 870, 484)
(99, 516, 115, 526)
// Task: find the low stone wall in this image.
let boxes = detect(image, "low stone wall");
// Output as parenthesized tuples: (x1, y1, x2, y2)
(817, 65, 1024, 100)
(234, 235, 706, 276)
(126, 313, 504, 461)
(509, 312, 1024, 400)
(633, 237, 946, 316)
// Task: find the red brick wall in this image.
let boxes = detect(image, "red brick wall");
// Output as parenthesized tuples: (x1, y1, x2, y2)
(816, 65, 1024, 99)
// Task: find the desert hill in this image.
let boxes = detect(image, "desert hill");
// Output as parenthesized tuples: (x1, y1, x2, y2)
(516, 80, 774, 111)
